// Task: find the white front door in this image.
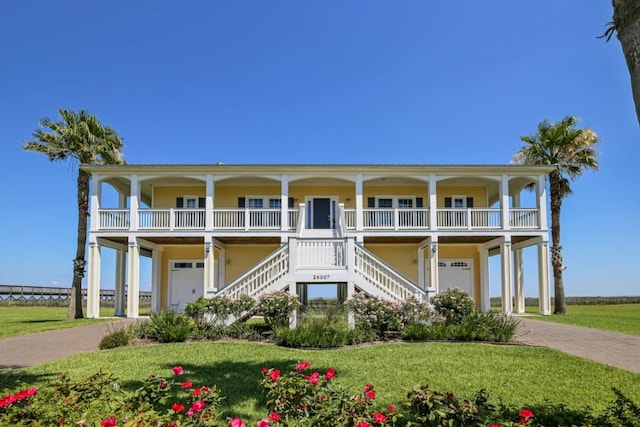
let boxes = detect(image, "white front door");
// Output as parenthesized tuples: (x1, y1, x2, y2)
(169, 260, 204, 311)
(438, 259, 474, 297)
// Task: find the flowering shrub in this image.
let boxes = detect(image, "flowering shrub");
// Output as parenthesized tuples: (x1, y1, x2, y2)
(259, 361, 401, 426)
(257, 291, 301, 329)
(347, 293, 431, 338)
(185, 295, 257, 326)
(430, 288, 476, 324)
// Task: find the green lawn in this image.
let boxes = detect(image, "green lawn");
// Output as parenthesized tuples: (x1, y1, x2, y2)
(2, 341, 638, 424)
(0, 306, 116, 338)
(525, 304, 640, 335)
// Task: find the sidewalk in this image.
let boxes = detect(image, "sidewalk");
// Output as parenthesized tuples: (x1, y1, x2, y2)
(515, 317, 640, 374)
(1, 317, 639, 373)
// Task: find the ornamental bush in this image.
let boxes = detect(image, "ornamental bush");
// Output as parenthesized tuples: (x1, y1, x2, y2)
(430, 288, 476, 324)
(256, 291, 301, 329)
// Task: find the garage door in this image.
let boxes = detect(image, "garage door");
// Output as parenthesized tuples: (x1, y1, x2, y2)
(438, 259, 474, 297)
(169, 260, 204, 311)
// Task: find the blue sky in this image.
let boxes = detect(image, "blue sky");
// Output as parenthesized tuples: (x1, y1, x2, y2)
(0, 1, 638, 296)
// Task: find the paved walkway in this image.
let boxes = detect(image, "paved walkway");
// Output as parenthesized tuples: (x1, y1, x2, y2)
(1, 317, 639, 373)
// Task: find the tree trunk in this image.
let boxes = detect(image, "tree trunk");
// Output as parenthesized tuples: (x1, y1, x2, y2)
(613, 0, 640, 127)
(549, 172, 567, 315)
(68, 169, 90, 319)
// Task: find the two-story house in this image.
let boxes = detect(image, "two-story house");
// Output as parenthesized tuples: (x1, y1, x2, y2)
(83, 164, 553, 319)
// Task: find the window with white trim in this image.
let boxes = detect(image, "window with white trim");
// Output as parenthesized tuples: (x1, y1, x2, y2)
(375, 196, 416, 208)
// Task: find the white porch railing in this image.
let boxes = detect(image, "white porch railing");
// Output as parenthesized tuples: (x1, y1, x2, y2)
(216, 245, 289, 300)
(99, 209, 130, 229)
(353, 244, 425, 301)
(296, 239, 346, 268)
(137, 209, 205, 230)
(362, 208, 430, 230)
(510, 208, 539, 228)
(288, 209, 299, 231)
(437, 208, 502, 229)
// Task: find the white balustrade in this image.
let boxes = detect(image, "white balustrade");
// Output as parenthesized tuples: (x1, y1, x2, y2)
(174, 209, 205, 229)
(510, 209, 539, 228)
(98, 209, 130, 229)
(288, 209, 299, 230)
(343, 209, 356, 229)
(470, 209, 502, 229)
(138, 209, 171, 229)
(296, 239, 346, 268)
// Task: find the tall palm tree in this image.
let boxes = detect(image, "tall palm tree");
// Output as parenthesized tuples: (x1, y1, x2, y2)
(602, 0, 640, 127)
(514, 116, 600, 315)
(23, 109, 125, 319)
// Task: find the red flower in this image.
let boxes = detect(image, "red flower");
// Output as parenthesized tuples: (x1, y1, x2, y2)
(159, 380, 168, 389)
(519, 409, 534, 419)
(262, 367, 269, 374)
(172, 366, 184, 376)
(366, 390, 376, 399)
(257, 420, 270, 427)
(101, 418, 117, 427)
(269, 369, 280, 381)
(386, 404, 396, 412)
(60, 419, 65, 424)
(193, 387, 202, 396)
(295, 361, 310, 371)
(190, 400, 206, 413)
(357, 422, 371, 427)
(171, 403, 185, 412)
(229, 418, 246, 427)
(325, 368, 335, 380)
(363, 384, 373, 392)
(446, 392, 454, 398)
(373, 412, 387, 423)
(269, 412, 281, 421)
(181, 381, 193, 389)
(202, 386, 212, 392)
(305, 372, 320, 386)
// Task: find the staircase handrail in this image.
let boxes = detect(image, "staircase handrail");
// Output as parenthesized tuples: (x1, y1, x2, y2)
(353, 244, 425, 301)
(336, 203, 347, 237)
(216, 244, 289, 300)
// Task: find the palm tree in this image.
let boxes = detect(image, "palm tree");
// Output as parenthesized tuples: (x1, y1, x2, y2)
(514, 116, 600, 315)
(23, 109, 125, 319)
(601, 0, 640, 127)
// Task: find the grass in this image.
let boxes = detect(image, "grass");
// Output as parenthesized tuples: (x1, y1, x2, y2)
(525, 304, 640, 335)
(0, 306, 117, 338)
(2, 341, 639, 423)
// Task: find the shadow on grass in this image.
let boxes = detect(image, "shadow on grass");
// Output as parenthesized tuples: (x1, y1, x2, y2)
(21, 319, 63, 324)
(0, 369, 59, 391)
(117, 359, 335, 421)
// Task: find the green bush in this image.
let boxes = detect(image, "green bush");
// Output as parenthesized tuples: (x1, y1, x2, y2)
(275, 307, 349, 348)
(145, 310, 192, 343)
(257, 290, 301, 329)
(430, 288, 476, 324)
(403, 312, 519, 343)
(98, 325, 133, 350)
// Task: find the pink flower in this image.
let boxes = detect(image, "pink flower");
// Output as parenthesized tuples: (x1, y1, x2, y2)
(229, 418, 246, 427)
(373, 412, 387, 423)
(363, 384, 373, 392)
(202, 386, 212, 392)
(269, 412, 281, 421)
(357, 422, 371, 427)
(386, 404, 396, 412)
(325, 368, 335, 380)
(262, 367, 269, 374)
(269, 369, 280, 381)
(305, 372, 320, 386)
(295, 361, 310, 371)
(101, 418, 117, 427)
(257, 420, 270, 427)
(181, 381, 193, 389)
(173, 366, 184, 375)
(171, 403, 185, 412)
(190, 400, 206, 413)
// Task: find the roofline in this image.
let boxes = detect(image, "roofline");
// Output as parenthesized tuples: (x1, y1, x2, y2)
(81, 163, 554, 174)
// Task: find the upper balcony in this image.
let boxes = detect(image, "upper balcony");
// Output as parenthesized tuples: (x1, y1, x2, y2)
(96, 205, 540, 233)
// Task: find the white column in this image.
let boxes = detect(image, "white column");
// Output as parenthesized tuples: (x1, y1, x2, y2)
(501, 174, 510, 231)
(429, 175, 437, 230)
(281, 174, 289, 231)
(205, 174, 215, 231)
(429, 238, 439, 297)
(218, 246, 226, 289)
(537, 174, 548, 230)
(513, 249, 525, 313)
(537, 241, 551, 315)
(204, 236, 216, 293)
(347, 281, 355, 329)
(289, 238, 298, 273)
(417, 246, 425, 289)
(355, 174, 363, 231)
(86, 240, 101, 318)
(114, 249, 126, 316)
(90, 175, 101, 232)
(151, 248, 162, 313)
(500, 238, 512, 314)
(479, 246, 490, 312)
(129, 175, 139, 231)
(127, 237, 140, 318)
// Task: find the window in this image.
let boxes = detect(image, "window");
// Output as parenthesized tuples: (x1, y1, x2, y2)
(398, 198, 414, 208)
(378, 198, 393, 208)
(186, 197, 198, 208)
(453, 197, 465, 208)
(269, 198, 281, 209)
(248, 198, 264, 208)
(372, 196, 417, 208)
(444, 196, 474, 209)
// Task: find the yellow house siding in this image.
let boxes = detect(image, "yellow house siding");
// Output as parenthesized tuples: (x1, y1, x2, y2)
(364, 186, 428, 206)
(154, 186, 205, 208)
(437, 186, 487, 207)
(215, 186, 281, 208)
(438, 244, 481, 307)
(364, 244, 418, 282)
(288, 185, 355, 208)
(225, 244, 280, 283)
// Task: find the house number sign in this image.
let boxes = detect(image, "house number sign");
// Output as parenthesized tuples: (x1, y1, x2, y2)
(312, 274, 330, 280)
